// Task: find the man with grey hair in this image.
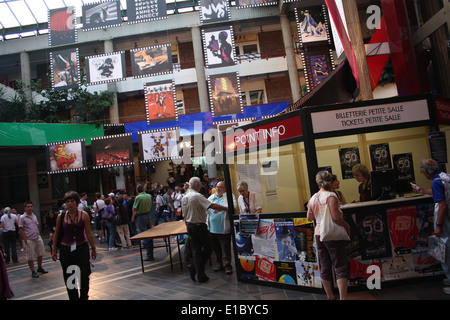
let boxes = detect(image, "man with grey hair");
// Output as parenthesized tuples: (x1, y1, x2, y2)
(182, 177, 228, 283)
(416, 158, 450, 294)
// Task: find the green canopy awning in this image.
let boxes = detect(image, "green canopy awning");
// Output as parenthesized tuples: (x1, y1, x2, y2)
(0, 123, 104, 146)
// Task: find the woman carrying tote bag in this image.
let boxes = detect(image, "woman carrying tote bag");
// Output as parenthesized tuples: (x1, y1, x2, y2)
(307, 171, 351, 300)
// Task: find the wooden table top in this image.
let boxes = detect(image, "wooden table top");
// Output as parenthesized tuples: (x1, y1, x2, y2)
(131, 220, 187, 241)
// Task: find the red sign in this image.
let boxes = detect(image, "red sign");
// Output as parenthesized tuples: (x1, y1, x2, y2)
(224, 115, 302, 152)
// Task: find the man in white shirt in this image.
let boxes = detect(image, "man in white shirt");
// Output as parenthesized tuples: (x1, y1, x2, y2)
(182, 177, 228, 283)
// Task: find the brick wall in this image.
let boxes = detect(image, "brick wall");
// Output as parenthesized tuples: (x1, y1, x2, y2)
(178, 42, 195, 69)
(119, 94, 147, 123)
(258, 30, 284, 58)
(265, 75, 293, 105)
(183, 87, 201, 114)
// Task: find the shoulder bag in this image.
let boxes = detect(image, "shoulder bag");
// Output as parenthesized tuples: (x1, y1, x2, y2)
(317, 193, 350, 242)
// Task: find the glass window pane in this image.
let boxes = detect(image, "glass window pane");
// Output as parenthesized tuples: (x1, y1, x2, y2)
(243, 44, 258, 55)
(249, 90, 264, 105)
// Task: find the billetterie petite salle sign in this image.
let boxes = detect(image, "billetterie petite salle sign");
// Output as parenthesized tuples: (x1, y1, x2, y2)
(311, 99, 430, 134)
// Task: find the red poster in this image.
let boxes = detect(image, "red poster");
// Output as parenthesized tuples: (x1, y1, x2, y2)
(255, 256, 276, 282)
(387, 205, 418, 250)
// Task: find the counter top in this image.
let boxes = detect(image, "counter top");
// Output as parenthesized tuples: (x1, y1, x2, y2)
(340, 194, 432, 210)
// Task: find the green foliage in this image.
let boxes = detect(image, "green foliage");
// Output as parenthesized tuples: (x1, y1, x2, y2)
(0, 70, 114, 125)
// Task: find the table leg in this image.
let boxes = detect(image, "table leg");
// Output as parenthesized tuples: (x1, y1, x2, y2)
(167, 236, 173, 270)
(139, 240, 144, 273)
(177, 235, 183, 270)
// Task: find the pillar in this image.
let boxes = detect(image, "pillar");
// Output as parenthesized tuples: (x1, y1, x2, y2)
(280, 14, 301, 103)
(104, 40, 120, 123)
(20, 51, 32, 102)
(191, 27, 210, 113)
(342, 0, 373, 100)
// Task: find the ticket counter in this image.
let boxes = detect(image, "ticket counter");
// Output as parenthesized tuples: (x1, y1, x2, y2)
(222, 94, 446, 292)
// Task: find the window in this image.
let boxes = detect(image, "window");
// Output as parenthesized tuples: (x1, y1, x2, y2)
(249, 90, 265, 106)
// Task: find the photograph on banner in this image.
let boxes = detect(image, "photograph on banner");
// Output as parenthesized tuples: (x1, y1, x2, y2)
(235, 0, 277, 9)
(393, 153, 415, 181)
(339, 146, 361, 179)
(295, 6, 330, 45)
(208, 72, 243, 117)
(50, 48, 80, 90)
(91, 134, 134, 169)
(202, 26, 236, 68)
(301, 49, 333, 91)
(144, 80, 177, 123)
(369, 143, 392, 171)
(126, 0, 167, 24)
(295, 261, 321, 288)
(48, 7, 77, 46)
(85, 51, 126, 85)
(138, 128, 179, 163)
(82, 0, 122, 31)
(131, 45, 173, 78)
(46, 140, 87, 174)
(199, 0, 230, 24)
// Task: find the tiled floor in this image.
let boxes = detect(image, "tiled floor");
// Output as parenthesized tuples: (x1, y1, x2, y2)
(4, 233, 450, 302)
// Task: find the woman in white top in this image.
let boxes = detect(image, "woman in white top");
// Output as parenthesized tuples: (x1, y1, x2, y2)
(307, 171, 350, 300)
(236, 181, 262, 214)
(0, 207, 19, 263)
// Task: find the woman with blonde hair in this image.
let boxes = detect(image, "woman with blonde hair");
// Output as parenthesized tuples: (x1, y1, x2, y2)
(307, 171, 350, 300)
(352, 164, 374, 202)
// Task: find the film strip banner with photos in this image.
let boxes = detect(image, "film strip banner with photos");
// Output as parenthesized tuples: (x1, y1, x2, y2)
(213, 118, 255, 154)
(202, 26, 236, 69)
(131, 44, 173, 78)
(207, 72, 243, 117)
(82, 0, 122, 31)
(104, 123, 126, 136)
(144, 80, 178, 124)
(138, 127, 180, 163)
(91, 134, 134, 169)
(46, 139, 87, 174)
(295, 6, 331, 47)
(301, 47, 334, 91)
(235, 0, 277, 9)
(50, 48, 81, 90)
(199, 0, 230, 24)
(126, 0, 168, 24)
(85, 51, 126, 85)
(48, 6, 77, 47)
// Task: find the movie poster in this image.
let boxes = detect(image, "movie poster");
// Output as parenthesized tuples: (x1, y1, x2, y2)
(356, 209, 392, 260)
(50, 48, 80, 90)
(202, 26, 236, 68)
(208, 72, 243, 117)
(48, 7, 77, 46)
(82, 0, 121, 31)
(126, 0, 167, 23)
(144, 80, 177, 124)
(349, 259, 382, 285)
(131, 45, 173, 78)
(293, 218, 316, 262)
(369, 143, 392, 171)
(46, 140, 87, 174)
(275, 220, 298, 262)
(339, 147, 361, 179)
(237, 257, 257, 279)
(295, 6, 329, 46)
(236, 0, 277, 9)
(199, 0, 230, 24)
(91, 134, 134, 169)
(393, 153, 415, 181)
(85, 52, 126, 85)
(138, 128, 179, 163)
(235, 221, 254, 256)
(295, 261, 321, 288)
(275, 261, 297, 285)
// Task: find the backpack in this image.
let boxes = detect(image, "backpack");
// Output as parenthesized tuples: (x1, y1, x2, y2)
(113, 206, 123, 226)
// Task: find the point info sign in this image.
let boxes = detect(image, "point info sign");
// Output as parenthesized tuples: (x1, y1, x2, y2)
(224, 115, 302, 153)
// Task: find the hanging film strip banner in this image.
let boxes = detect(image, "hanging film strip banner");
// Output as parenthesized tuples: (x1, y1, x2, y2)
(50, 48, 81, 90)
(235, 0, 277, 9)
(202, 25, 237, 69)
(82, 0, 122, 31)
(199, 0, 231, 24)
(46, 139, 88, 174)
(138, 127, 180, 163)
(126, 0, 168, 24)
(207, 72, 243, 117)
(91, 134, 134, 169)
(131, 44, 173, 78)
(144, 79, 178, 124)
(48, 6, 77, 47)
(85, 51, 126, 85)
